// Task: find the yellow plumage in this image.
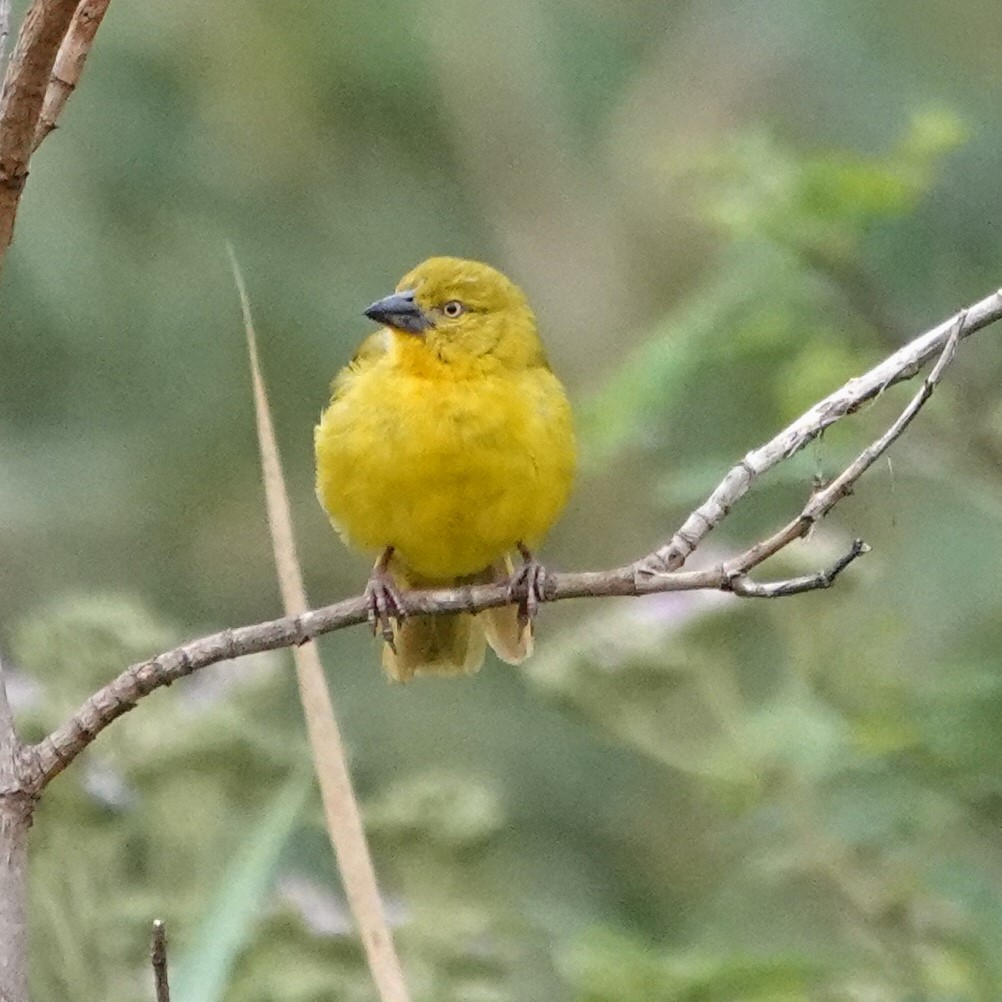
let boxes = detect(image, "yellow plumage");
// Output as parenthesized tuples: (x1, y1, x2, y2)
(314, 257, 576, 680)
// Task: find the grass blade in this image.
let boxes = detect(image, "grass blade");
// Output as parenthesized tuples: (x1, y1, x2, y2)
(228, 245, 410, 1002)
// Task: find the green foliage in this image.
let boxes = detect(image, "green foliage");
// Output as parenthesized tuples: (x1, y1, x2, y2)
(539, 105, 1002, 1001)
(7, 3, 1002, 1001)
(585, 111, 968, 473)
(14, 593, 176, 715)
(172, 772, 313, 1002)
(561, 929, 824, 1002)
(17, 599, 564, 1002)
(693, 111, 967, 258)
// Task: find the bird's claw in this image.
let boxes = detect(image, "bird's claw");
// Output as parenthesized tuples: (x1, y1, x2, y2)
(508, 545, 548, 629)
(365, 569, 405, 652)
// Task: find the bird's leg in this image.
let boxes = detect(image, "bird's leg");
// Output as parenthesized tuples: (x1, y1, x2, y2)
(507, 542, 548, 628)
(365, 546, 405, 650)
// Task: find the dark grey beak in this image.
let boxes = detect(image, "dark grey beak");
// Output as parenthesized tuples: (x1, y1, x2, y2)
(364, 289, 432, 335)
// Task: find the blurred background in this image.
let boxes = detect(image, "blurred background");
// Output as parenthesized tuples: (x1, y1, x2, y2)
(3, 0, 1002, 998)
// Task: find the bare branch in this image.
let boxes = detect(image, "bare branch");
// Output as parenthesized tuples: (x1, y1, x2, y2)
(727, 539, 870, 598)
(150, 920, 170, 1002)
(28, 284, 1002, 789)
(726, 313, 966, 577)
(30, 550, 859, 785)
(0, 0, 79, 264)
(32, 0, 110, 151)
(804, 311, 962, 513)
(641, 288, 1002, 575)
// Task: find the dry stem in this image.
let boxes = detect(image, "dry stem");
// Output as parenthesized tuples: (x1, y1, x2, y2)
(234, 251, 410, 1002)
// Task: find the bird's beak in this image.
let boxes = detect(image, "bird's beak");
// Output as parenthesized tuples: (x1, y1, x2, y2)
(363, 289, 432, 335)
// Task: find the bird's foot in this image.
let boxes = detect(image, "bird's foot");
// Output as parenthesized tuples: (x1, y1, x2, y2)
(507, 543, 549, 629)
(365, 548, 405, 651)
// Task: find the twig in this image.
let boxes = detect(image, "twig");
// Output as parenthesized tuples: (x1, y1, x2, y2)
(727, 539, 869, 597)
(0, 0, 80, 263)
(724, 313, 967, 577)
(231, 249, 411, 1002)
(640, 288, 1002, 575)
(150, 920, 170, 1002)
(32, 0, 110, 151)
(27, 283, 1002, 789)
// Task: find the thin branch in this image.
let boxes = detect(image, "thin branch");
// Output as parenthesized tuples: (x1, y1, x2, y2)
(0, 0, 80, 264)
(231, 249, 411, 1002)
(29, 283, 1002, 788)
(150, 920, 170, 1002)
(727, 539, 869, 597)
(801, 311, 963, 518)
(725, 312, 966, 577)
(30, 551, 862, 786)
(640, 287, 1002, 576)
(32, 0, 110, 151)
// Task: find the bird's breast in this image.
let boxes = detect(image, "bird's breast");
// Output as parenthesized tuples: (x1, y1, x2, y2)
(315, 361, 575, 579)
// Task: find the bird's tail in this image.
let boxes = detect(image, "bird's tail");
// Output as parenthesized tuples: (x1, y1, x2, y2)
(477, 555, 534, 665)
(382, 556, 532, 682)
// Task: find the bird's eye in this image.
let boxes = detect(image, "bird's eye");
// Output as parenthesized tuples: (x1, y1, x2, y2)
(442, 300, 464, 318)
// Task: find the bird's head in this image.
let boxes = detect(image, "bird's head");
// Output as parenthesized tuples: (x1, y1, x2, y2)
(364, 257, 547, 369)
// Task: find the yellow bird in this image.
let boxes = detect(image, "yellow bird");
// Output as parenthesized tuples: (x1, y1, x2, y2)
(314, 257, 576, 681)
